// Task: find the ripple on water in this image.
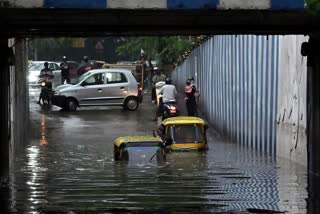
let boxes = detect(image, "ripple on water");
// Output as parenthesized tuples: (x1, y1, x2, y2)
(9, 139, 308, 213)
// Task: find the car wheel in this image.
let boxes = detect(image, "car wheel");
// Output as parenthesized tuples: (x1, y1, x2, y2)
(66, 98, 78, 111)
(125, 97, 139, 111)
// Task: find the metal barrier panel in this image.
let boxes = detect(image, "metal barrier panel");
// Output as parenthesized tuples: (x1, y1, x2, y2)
(172, 35, 280, 156)
(173, 35, 308, 158)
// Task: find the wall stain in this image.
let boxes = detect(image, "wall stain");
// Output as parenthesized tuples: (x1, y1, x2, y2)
(282, 109, 286, 122)
(288, 108, 292, 119)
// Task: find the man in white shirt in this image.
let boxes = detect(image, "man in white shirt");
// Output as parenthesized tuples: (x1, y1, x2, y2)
(153, 78, 177, 120)
(151, 67, 166, 103)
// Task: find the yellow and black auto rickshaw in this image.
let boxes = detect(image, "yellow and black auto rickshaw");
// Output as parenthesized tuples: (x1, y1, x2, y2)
(157, 116, 208, 151)
(114, 136, 167, 162)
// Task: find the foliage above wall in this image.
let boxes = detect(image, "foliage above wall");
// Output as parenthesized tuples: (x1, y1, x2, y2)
(115, 36, 195, 66)
(306, 0, 320, 13)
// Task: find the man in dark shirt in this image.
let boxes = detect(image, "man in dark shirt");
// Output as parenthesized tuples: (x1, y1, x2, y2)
(37, 62, 53, 104)
(60, 56, 70, 84)
(77, 56, 92, 76)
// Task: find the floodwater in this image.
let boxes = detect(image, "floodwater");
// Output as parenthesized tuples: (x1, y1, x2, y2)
(9, 87, 312, 213)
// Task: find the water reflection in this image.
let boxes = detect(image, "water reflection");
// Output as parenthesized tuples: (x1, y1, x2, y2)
(277, 158, 308, 214)
(15, 140, 304, 213)
(110, 152, 219, 213)
(10, 136, 311, 213)
(9, 100, 310, 213)
(10, 113, 50, 213)
(11, 145, 49, 214)
(40, 113, 48, 146)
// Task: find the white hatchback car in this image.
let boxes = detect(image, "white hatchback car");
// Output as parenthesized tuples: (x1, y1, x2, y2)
(52, 69, 143, 111)
(28, 61, 60, 86)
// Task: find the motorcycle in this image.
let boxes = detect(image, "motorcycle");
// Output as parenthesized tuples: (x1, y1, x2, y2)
(38, 74, 54, 105)
(155, 81, 179, 120)
(162, 101, 179, 120)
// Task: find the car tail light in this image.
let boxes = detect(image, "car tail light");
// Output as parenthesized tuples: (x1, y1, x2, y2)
(137, 83, 142, 95)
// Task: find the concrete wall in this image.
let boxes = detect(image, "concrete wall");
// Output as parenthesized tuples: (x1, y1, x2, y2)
(172, 35, 308, 165)
(0, 39, 10, 213)
(277, 35, 308, 164)
(9, 38, 29, 154)
(276, 157, 308, 214)
(1, 0, 305, 9)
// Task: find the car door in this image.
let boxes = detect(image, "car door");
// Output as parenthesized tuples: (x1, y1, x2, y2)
(103, 71, 129, 104)
(77, 73, 107, 106)
(53, 63, 60, 71)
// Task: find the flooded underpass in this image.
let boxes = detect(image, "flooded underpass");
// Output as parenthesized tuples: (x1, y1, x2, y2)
(9, 87, 309, 214)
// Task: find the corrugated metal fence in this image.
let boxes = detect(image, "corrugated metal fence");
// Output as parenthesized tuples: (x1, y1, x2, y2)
(172, 35, 280, 156)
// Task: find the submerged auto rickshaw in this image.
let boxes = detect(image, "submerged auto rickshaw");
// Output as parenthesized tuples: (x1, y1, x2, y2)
(114, 136, 167, 162)
(157, 116, 208, 151)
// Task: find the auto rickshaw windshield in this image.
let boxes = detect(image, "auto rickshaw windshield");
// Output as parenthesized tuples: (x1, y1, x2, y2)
(167, 124, 204, 143)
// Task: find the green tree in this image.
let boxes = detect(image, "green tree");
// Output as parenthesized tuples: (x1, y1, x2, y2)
(158, 36, 193, 64)
(306, 0, 320, 14)
(115, 36, 194, 66)
(28, 38, 72, 60)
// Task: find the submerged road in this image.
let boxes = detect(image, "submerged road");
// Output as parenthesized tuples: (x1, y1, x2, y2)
(9, 86, 309, 213)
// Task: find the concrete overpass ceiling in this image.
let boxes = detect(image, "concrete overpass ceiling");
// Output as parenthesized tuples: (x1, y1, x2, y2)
(0, 0, 319, 37)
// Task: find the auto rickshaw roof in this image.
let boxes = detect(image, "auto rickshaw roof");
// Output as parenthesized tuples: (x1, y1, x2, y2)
(161, 116, 206, 126)
(114, 136, 162, 147)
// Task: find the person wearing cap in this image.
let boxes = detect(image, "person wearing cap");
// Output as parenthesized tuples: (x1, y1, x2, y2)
(153, 77, 177, 121)
(151, 67, 166, 103)
(77, 56, 93, 76)
(37, 62, 53, 104)
(60, 56, 70, 84)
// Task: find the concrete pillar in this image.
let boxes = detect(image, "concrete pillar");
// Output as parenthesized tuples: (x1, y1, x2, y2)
(10, 38, 29, 153)
(0, 39, 9, 213)
(306, 36, 320, 214)
(6, 38, 29, 214)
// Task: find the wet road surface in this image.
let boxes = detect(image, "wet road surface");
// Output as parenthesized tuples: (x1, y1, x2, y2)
(9, 86, 310, 213)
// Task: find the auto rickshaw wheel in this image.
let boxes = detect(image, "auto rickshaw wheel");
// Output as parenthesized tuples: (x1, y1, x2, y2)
(122, 151, 129, 161)
(114, 147, 120, 161)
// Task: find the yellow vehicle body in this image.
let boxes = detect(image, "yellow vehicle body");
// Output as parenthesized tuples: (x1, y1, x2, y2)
(114, 136, 162, 148)
(102, 63, 144, 88)
(160, 116, 208, 151)
(114, 136, 165, 161)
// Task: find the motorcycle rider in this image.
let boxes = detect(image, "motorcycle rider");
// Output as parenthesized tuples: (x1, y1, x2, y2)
(60, 56, 70, 84)
(77, 56, 93, 76)
(153, 78, 177, 121)
(151, 67, 166, 103)
(37, 61, 53, 104)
